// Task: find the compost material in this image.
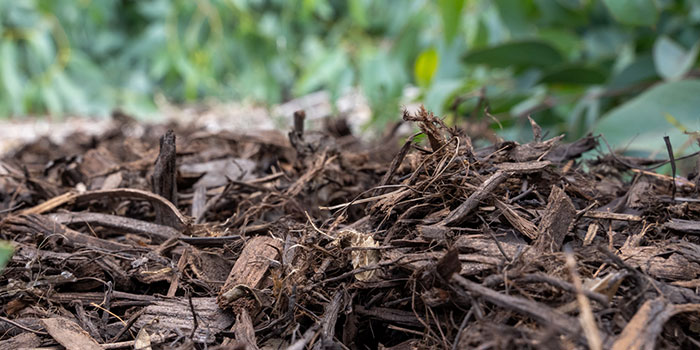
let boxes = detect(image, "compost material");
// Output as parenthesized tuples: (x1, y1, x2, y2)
(1, 107, 699, 349)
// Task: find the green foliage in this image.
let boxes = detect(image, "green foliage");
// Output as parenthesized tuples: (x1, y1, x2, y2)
(596, 80, 700, 152)
(463, 41, 563, 68)
(653, 36, 700, 81)
(0, 241, 12, 272)
(0, 0, 432, 122)
(602, 0, 658, 26)
(414, 48, 439, 87)
(1, 0, 700, 154)
(426, 0, 700, 154)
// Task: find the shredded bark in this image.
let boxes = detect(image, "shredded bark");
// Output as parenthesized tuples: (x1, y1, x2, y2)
(1, 109, 699, 349)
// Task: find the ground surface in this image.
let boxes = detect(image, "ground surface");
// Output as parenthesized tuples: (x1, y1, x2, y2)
(0, 107, 699, 349)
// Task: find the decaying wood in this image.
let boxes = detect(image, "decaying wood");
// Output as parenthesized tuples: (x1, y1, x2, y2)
(152, 129, 177, 205)
(451, 274, 597, 344)
(534, 186, 575, 252)
(48, 211, 180, 242)
(218, 236, 283, 310)
(134, 297, 234, 343)
(0, 332, 41, 349)
(41, 317, 102, 350)
(611, 298, 700, 350)
(665, 218, 700, 234)
(228, 309, 260, 350)
(494, 199, 538, 240)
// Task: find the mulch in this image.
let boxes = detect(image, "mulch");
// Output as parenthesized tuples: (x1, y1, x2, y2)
(1, 107, 699, 349)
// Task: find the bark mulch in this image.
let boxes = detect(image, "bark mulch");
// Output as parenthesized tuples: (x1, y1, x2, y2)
(1, 107, 699, 349)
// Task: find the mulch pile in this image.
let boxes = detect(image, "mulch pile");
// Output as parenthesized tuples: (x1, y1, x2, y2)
(1, 107, 699, 349)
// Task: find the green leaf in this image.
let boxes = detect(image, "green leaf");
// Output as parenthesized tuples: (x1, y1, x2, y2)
(538, 29, 582, 58)
(596, 80, 700, 152)
(539, 65, 608, 85)
(349, 0, 368, 28)
(653, 36, 700, 81)
(0, 42, 25, 115)
(493, 0, 537, 37)
(414, 48, 439, 87)
(0, 241, 13, 272)
(608, 54, 658, 90)
(294, 48, 348, 95)
(438, 0, 466, 43)
(602, 0, 658, 26)
(463, 40, 563, 68)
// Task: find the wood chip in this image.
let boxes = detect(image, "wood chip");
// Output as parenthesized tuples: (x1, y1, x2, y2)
(41, 317, 102, 350)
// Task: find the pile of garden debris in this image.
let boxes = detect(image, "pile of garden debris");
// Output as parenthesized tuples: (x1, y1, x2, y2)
(1, 107, 699, 349)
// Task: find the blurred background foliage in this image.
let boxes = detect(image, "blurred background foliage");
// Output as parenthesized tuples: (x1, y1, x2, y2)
(1, 0, 700, 154)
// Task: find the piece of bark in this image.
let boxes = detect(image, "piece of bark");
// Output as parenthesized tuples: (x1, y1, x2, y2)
(152, 129, 177, 204)
(611, 298, 700, 350)
(101, 171, 123, 190)
(619, 245, 700, 281)
(442, 161, 551, 226)
(41, 317, 102, 350)
(0, 332, 41, 349)
(181, 157, 256, 188)
(354, 305, 426, 327)
(191, 185, 207, 220)
(451, 274, 602, 345)
(313, 290, 345, 350)
(152, 130, 177, 225)
(19, 188, 189, 230)
(134, 297, 234, 344)
(218, 236, 283, 310)
(545, 133, 598, 164)
(665, 218, 700, 235)
(495, 199, 538, 240)
(3, 214, 138, 252)
(48, 211, 180, 242)
(484, 272, 609, 306)
(50, 290, 158, 306)
(442, 170, 509, 226)
(73, 300, 102, 342)
(510, 134, 565, 162)
(0, 318, 43, 337)
(534, 186, 575, 252)
(373, 134, 415, 196)
(231, 309, 260, 350)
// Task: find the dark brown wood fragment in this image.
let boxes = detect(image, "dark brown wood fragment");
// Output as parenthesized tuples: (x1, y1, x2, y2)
(313, 290, 345, 350)
(442, 170, 509, 226)
(664, 218, 700, 235)
(48, 211, 180, 241)
(228, 309, 260, 350)
(534, 186, 575, 252)
(611, 298, 700, 350)
(19, 188, 189, 229)
(152, 129, 177, 204)
(354, 305, 425, 327)
(3, 214, 138, 252)
(442, 161, 551, 227)
(374, 133, 415, 196)
(218, 236, 283, 310)
(451, 274, 600, 344)
(495, 199, 538, 240)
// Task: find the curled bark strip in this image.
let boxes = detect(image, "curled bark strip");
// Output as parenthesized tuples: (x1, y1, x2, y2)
(21, 188, 189, 230)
